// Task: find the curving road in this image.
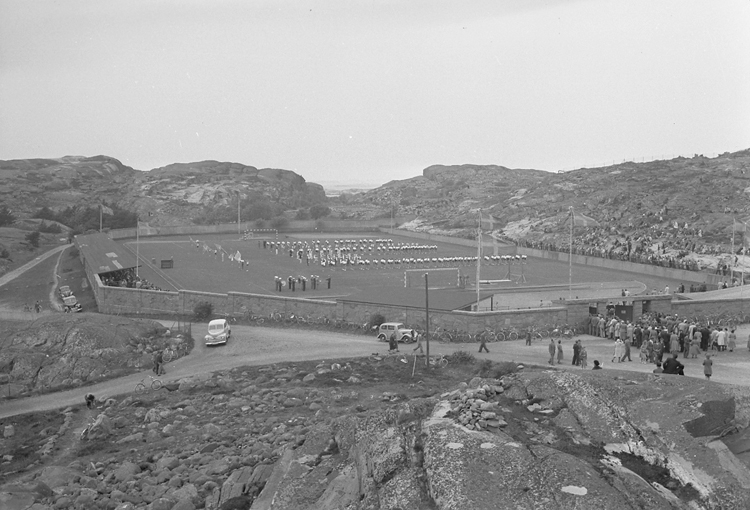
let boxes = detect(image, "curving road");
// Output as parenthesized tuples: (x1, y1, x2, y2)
(3, 322, 750, 419)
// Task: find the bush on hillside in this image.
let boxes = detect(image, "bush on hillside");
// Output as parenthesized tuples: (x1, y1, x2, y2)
(193, 302, 213, 320)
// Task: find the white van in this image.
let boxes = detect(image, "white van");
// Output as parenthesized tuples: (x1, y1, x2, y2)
(205, 319, 231, 346)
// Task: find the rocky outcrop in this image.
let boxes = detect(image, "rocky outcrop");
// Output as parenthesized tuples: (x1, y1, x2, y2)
(3, 362, 750, 509)
(254, 371, 750, 509)
(0, 314, 187, 394)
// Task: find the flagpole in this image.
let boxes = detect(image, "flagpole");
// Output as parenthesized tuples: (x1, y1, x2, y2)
(732, 217, 736, 283)
(569, 206, 573, 300)
(476, 211, 481, 309)
(136, 218, 140, 278)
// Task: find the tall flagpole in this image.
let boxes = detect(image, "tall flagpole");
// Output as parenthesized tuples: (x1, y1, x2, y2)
(476, 211, 482, 309)
(729, 216, 737, 282)
(136, 218, 140, 278)
(569, 206, 573, 300)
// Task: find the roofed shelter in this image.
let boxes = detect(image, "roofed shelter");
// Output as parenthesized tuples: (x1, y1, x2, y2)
(75, 232, 139, 279)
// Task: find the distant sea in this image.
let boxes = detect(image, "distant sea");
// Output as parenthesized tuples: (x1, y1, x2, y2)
(317, 181, 380, 196)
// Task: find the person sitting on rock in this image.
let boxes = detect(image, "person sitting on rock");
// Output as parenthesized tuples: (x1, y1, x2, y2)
(85, 393, 96, 409)
(652, 362, 663, 374)
(592, 360, 602, 370)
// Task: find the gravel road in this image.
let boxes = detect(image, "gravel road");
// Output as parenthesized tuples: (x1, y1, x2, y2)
(3, 322, 750, 419)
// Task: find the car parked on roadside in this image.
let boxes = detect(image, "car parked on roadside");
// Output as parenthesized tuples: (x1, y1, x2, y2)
(58, 285, 73, 298)
(377, 322, 415, 343)
(62, 295, 82, 312)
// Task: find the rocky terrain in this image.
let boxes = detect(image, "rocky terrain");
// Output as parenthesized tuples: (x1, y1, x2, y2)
(0, 156, 325, 226)
(336, 150, 750, 246)
(3, 356, 750, 510)
(0, 314, 190, 396)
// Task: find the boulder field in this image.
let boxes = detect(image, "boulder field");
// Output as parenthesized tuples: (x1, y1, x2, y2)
(2, 360, 750, 509)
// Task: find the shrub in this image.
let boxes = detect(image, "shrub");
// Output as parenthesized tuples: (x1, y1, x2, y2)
(25, 231, 40, 248)
(491, 361, 520, 379)
(368, 313, 386, 329)
(38, 221, 62, 233)
(193, 301, 213, 320)
(270, 216, 289, 229)
(0, 247, 9, 259)
(448, 350, 475, 364)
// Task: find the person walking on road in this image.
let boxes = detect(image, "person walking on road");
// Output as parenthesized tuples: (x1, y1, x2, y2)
(525, 329, 532, 346)
(478, 334, 489, 353)
(388, 332, 399, 353)
(412, 332, 424, 354)
(556, 340, 564, 364)
(703, 353, 713, 380)
(548, 338, 556, 365)
(572, 340, 581, 366)
(579, 347, 588, 369)
(612, 338, 623, 363)
(153, 350, 164, 376)
(620, 337, 632, 362)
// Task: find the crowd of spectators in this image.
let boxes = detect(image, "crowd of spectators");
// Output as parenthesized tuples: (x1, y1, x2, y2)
(101, 269, 164, 291)
(515, 221, 738, 273)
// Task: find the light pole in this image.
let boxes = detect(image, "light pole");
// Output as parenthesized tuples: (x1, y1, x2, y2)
(424, 273, 430, 367)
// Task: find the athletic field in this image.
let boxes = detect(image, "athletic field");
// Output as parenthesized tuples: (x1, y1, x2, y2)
(116, 232, 684, 307)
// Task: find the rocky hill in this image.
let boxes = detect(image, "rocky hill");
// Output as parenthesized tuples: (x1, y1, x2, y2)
(0, 156, 326, 227)
(335, 150, 750, 248)
(2, 150, 750, 250)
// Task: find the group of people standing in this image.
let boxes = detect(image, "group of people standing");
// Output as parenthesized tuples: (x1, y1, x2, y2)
(548, 338, 589, 369)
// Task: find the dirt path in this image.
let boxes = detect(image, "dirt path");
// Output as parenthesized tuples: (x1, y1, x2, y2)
(3, 323, 750, 419)
(0, 243, 70, 313)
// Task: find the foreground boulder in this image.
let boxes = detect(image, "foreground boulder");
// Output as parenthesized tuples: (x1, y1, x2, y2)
(254, 370, 750, 509)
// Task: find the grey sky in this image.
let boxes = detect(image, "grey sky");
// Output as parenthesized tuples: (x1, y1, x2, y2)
(1, 0, 748, 185)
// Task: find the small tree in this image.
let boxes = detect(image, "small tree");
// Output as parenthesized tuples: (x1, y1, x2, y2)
(0, 206, 16, 227)
(310, 204, 331, 220)
(25, 231, 40, 248)
(270, 216, 289, 229)
(193, 301, 213, 320)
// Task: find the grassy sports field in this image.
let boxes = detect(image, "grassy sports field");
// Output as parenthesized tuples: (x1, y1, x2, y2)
(119, 232, 684, 304)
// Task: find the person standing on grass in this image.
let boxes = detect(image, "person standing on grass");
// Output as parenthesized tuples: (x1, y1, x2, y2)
(556, 339, 564, 364)
(548, 338, 556, 365)
(703, 353, 713, 380)
(478, 334, 489, 354)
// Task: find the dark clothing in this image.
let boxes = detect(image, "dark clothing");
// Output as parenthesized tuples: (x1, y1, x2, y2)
(572, 343, 581, 366)
(662, 357, 684, 375)
(153, 351, 164, 375)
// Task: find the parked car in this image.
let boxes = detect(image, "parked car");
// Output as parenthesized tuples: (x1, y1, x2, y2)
(205, 318, 231, 346)
(58, 285, 73, 298)
(62, 295, 82, 313)
(377, 322, 415, 343)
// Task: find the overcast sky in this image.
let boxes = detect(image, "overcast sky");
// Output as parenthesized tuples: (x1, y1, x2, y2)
(1, 0, 748, 186)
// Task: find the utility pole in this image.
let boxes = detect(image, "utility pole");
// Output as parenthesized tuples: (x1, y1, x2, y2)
(424, 273, 430, 367)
